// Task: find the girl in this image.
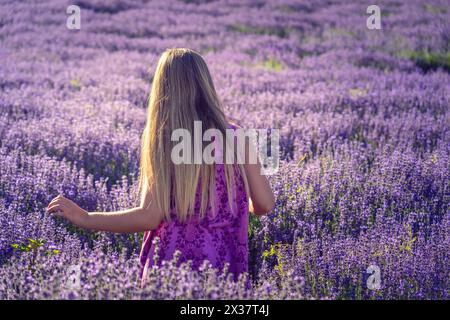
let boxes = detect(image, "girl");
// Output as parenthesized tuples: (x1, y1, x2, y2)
(46, 48, 275, 281)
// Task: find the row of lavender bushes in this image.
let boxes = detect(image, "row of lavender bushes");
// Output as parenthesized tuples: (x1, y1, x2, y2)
(0, 0, 449, 299)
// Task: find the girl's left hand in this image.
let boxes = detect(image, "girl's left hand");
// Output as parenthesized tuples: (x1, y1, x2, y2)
(46, 195, 89, 227)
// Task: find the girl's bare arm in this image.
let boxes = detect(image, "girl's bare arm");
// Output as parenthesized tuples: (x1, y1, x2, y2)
(46, 183, 162, 233)
(243, 136, 276, 215)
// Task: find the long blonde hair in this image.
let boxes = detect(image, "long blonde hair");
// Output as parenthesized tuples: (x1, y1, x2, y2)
(138, 48, 247, 222)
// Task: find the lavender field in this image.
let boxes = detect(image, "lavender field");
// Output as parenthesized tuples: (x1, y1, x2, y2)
(0, 0, 449, 299)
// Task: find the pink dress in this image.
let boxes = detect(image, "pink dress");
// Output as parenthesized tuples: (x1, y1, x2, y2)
(139, 126, 249, 282)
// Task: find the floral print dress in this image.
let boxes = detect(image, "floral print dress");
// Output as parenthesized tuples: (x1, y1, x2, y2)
(139, 126, 249, 282)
